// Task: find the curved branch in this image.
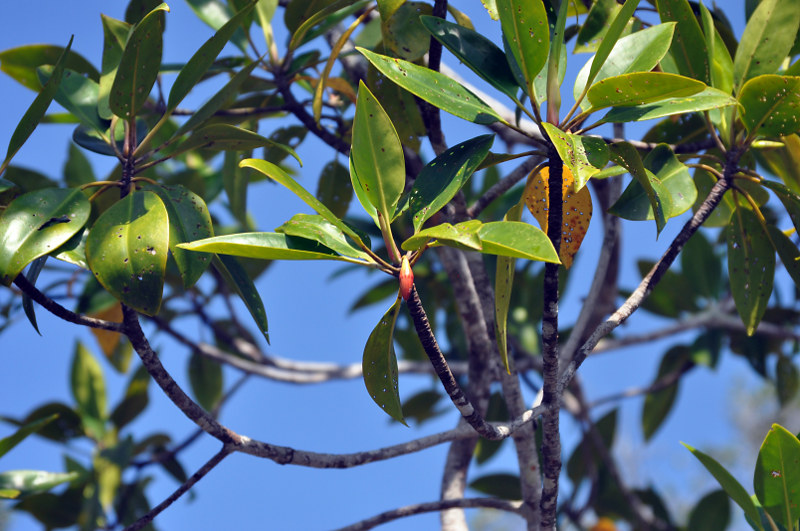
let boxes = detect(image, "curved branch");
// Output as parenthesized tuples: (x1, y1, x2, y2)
(335, 497, 523, 531)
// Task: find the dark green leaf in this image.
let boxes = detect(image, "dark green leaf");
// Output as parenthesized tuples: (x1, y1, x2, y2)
(0, 414, 58, 459)
(642, 346, 690, 441)
(109, 3, 168, 119)
(63, 144, 95, 188)
(575, 0, 624, 53)
(767, 225, 800, 289)
(587, 72, 706, 112)
(681, 230, 720, 299)
(754, 424, 800, 528)
(37, 67, 105, 132)
(609, 142, 672, 234)
(85, 191, 169, 316)
(188, 352, 223, 411)
(688, 490, 731, 531)
(173, 124, 301, 162)
(776, 355, 799, 407)
(351, 80, 405, 221)
(408, 135, 493, 232)
(70, 341, 107, 437)
(495, 202, 523, 373)
(110, 365, 150, 430)
(316, 160, 352, 219)
(496, 0, 549, 96)
(98, 14, 131, 120)
(287, 0, 360, 50)
(382, 1, 433, 61)
(146, 184, 213, 288)
(734, 0, 800, 88)
(541, 123, 609, 190)
(761, 180, 800, 234)
(567, 409, 618, 484)
(655, 0, 710, 83)
(474, 392, 509, 464)
(362, 299, 405, 425)
(469, 473, 521, 500)
(739, 75, 800, 138)
(358, 48, 503, 124)
(728, 208, 775, 335)
(212, 254, 268, 341)
(21, 256, 46, 335)
(0, 188, 91, 285)
(401, 390, 444, 425)
(420, 16, 519, 98)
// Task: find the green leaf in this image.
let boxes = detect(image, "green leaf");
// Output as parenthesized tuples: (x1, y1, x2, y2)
(575, 0, 624, 53)
(575, 22, 675, 110)
(600, 87, 736, 123)
(0, 415, 58, 459)
(0, 44, 99, 92)
(767, 225, 800, 289)
(495, 202, 523, 374)
(85, 191, 169, 316)
(63, 144, 95, 188)
(188, 352, 223, 411)
(109, 365, 150, 430)
(275, 214, 370, 260)
(469, 473, 521, 500)
(358, 48, 503, 125)
(351, 80, 405, 221)
(178, 232, 357, 262)
(98, 15, 131, 120)
(146, 184, 213, 288)
(754, 424, 800, 528)
(362, 299, 406, 425)
(681, 230, 721, 299)
(37, 67, 105, 132)
(477, 221, 559, 262)
(610, 144, 696, 222)
(733, 0, 800, 89)
(212, 254, 268, 341)
(173, 124, 301, 162)
(185, 0, 248, 52)
(683, 442, 762, 527)
(2, 38, 73, 172)
(540, 123, 609, 191)
(419, 16, 519, 98)
(109, 3, 168, 119)
(287, 0, 361, 51)
(567, 409, 617, 484)
(609, 142, 672, 234)
(70, 341, 107, 436)
(544, 0, 568, 118)
(349, 152, 379, 227)
(699, 2, 733, 97)
(402, 220, 483, 252)
(496, 0, 549, 96)
(687, 490, 731, 531)
(586, 72, 706, 112)
(408, 135, 493, 232)
(382, 1, 433, 62)
(655, 0, 710, 83)
(167, 2, 255, 113)
(240, 158, 366, 248)
(0, 188, 91, 286)
(642, 345, 690, 441)
(727, 207, 775, 335)
(316, 160, 352, 219)
(0, 471, 79, 498)
(776, 354, 799, 407)
(761, 180, 800, 234)
(739, 76, 800, 138)
(21, 256, 46, 335)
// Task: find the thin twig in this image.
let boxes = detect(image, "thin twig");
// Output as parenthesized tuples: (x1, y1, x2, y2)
(467, 156, 541, 218)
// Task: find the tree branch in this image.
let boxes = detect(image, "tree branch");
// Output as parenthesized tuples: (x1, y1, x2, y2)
(467, 156, 541, 218)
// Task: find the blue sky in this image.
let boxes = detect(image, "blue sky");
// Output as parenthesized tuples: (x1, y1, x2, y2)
(0, 1, 775, 530)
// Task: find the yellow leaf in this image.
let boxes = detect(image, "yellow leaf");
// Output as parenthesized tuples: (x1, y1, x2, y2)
(89, 303, 123, 357)
(523, 165, 592, 268)
(590, 517, 617, 531)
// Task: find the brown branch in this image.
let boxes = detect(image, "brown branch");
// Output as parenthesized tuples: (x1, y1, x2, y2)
(277, 76, 349, 155)
(124, 446, 232, 531)
(335, 497, 523, 531)
(417, 0, 447, 155)
(12, 275, 124, 332)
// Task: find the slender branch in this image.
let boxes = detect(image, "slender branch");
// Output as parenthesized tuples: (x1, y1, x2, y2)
(417, 0, 447, 155)
(13, 275, 124, 332)
(467, 156, 541, 218)
(335, 497, 523, 531)
(277, 76, 350, 155)
(124, 446, 233, 531)
(405, 285, 504, 440)
(589, 360, 694, 409)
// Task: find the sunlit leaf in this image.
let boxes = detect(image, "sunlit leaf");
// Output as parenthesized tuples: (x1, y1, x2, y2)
(733, 0, 800, 88)
(402, 220, 483, 252)
(496, 0, 549, 96)
(655, 0, 710, 83)
(754, 424, 800, 528)
(739, 75, 800, 138)
(185, 0, 249, 51)
(0, 471, 79, 498)
(728, 207, 774, 335)
(523, 165, 591, 268)
(540, 123, 608, 191)
(179, 232, 357, 262)
(0, 44, 98, 92)
(477, 221, 560, 263)
(600, 87, 736, 124)
(362, 299, 406, 425)
(587, 72, 706, 112)
(276, 213, 370, 260)
(495, 202, 523, 373)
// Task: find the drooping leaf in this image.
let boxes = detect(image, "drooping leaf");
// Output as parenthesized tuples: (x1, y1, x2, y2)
(362, 299, 406, 425)
(70, 341, 107, 437)
(189, 352, 223, 411)
(681, 230, 721, 299)
(767, 225, 800, 289)
(540, 123, 609, 190)
(469, 473, 522, 500)
(687, 490, 731, 531)
(739, 75, 800, 138)
(586, 72, 706, 112)
(0, 188, 90, 285)
(109, 365, 150, 430)
(775, 354, 799, 407)
(420, 15, 519, 98)
(495, 0, 549, 97)
(85, 191, 169, 316)
(146, 184, 214, 288)
(683, 442, 762, 526)
(275, 214, 370, 260)
(21, 256, 46, 335)
(655, 0, 710, 83)
(287, 0, 362, 50)
(523, 165, 592, 268)
(167, 2, 255, 113)
(351, 80, 405, 221)
(2, 38, 73, 172)
(754, 424, 800, 528)
(575, 22, 675, 110)
(761, 180, 800, 234)
(212, 254, 269, 341)
(609, 142, 671, 234)
(477, 221, 560, 263)
(358, 48, 503, 124)
(408, 135, 493, 232)
(495, 202, 523, 373)
(610, 144, 696, 222)
(727, 207, 775, 335)
(316, 160, 352, 219)
(0, 415, 58, 459)
(109, 3, 169, 119)
(402, 220, 483, 252)
(600, 87, 736, 123)
(642, 346, 690, 441)
(178, 232, 358, 262)
(241, 158, 367, 249)
(733, 0, 800, 89)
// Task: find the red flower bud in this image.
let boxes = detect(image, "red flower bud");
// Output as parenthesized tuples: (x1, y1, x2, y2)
(399, 256, 414, 301)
